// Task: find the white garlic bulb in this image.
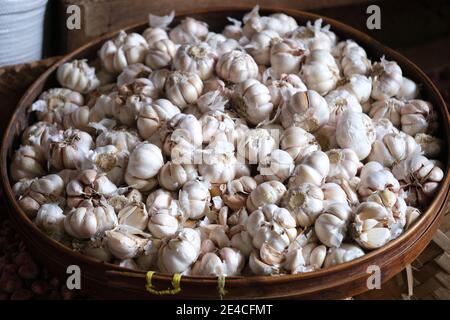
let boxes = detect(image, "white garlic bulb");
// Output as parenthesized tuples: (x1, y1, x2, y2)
(192, 247, 245, 276)
(338, 74, 372, 103)
(357, 161, 400, 198)
(169, 17, 208, 44)
(315, 201, 352, 247)
(199, 110, 235, 144)
(199, 140, 237, 184)
(158, 161, 198, 191)
(145, 39, 177, 69)
(400, 99, 433, 136)
(118, 201, 149, 231)
(204, 32, 240, 58)
(290, 19, 336, 51)
(165, 71, 204, 109)
(148, 212, 179, 239)
(148, 68, 171, 94)
(371, 57, 403, 100)
(257, 149, 294, 182)
(137, 99, 180, 139)
(369, 98, 405, 128)
(289, 150, 330, 187)
(234, 79, 273, 125)
(264, 73, 307, 107)
(21, 122, 60, 155)
(325, 89, 362, 126)
(282, 183, 324, 227)
(270, 39, 306, 74)
(50, 128, 93, 170)
(246, 29, 281, 66)
(35, 203, 65, 239)
(242, 6, 298, 39)
(173, 43, 217, 80)
(326, 148, 362, 181)
(93, 121, 142, 152)
(145, 189, 177, 216)
(338, 40, 371, 77)
(323, 244, 365, 268)
(279, 126, 319, 164)
(117, 63, 152, 87)
(57, 59, 100, 93)
(237, 128, 277, 164)
(246, 181, 287, 212)
(143, 26, 168, 46)
(83, 145, 129, 185)
(222, 17, 243, 40)
(10, 145, 46, 182)
(106, 227, 149, 259)
(197, 90, 228, 114)
(215, 50, 258, 84)
(300, 49, 340, 95)
(395, 76, 419, 100)
(372, 118, 400, 140)
(221, 177, 257, 211)
(179, 180, 211, 220)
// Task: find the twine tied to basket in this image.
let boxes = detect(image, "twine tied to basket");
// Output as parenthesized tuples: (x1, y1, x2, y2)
(217, 275, 227, 299)
(145, 271, 182, 295)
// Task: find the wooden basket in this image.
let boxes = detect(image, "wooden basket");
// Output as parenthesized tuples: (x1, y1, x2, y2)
(1, 7, 449, 300)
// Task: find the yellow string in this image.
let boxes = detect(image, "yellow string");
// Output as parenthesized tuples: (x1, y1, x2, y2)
(145, 271, 182, 295)
(217, 275, 227, 299)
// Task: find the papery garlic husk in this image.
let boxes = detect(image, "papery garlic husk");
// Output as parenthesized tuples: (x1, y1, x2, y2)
(336, 110, 376, 160)
(197, 90, 228, 114)
(372, 118, 400, 140)
(233, 79, 273, 126)
(246, 180, 286, 212)
(117, 63, 152, 87)
(64, 202, 118, 239)
(395, 76, 419, 100)
(325, 89, 362, 127)
(205, 32, 241, 58)
(21, 121, 60, 155)
(199, 140, 237, 184)
(105, 226, 150, 259)
(158, 161, 198, 191)
(392, 154, 444, 207)
(357, 161, 400, 198)
(270, 39, 306, 74)
(34, 203, 65, 240)
(236, 128, 277, 164)
(264, 73, 307, 107)
(179, 180, 211, 220)
(148, 211, 180, 239)
(50, 128, 93, 170)
(137, 99, 180, 139)
(282, 183, 324, 227)
(143, 18, 169, 44)
(83, 237, 113, 262)
(405, 206, 421, 229)
(337, 74, 372, 103)
(125, 142, 164, 192)
(10, 145, 47, 182)
(326, 148, 362, 181)
(280, 89, 329, 132)
(400, 99, 433, 136)
(414, 133, 443, 158)
(173, 43, 218, 80)
(145, 188, 177, 216)
(222, 176, 257, 211)
(257, 149, 294, 182)
(145, 39, 178, 69)
(66, 169, 118, 208)
(315, 201, 352, 247)
(300, 50, 340, 95)
(246, 204, 297, 251)
(242, 6, 298, 39)
(57, 59, 100, 93)
(280, 126, 319, 164)
(323, 243, 365, 268)
(117, 201, 149, 230)
(108, 188, 142, 213)
(215, 50, 258, 84)
(371, 57, 403, 100)
(289, 150, 330, 187)
(169, 17, 209, 44)
(367, 131, 421, 168)
(290, 19, 336, 52)
(164, 71, 203, 109)
(99, 30, 148, 74)
(369, 98, 405, 128)
(157, 228, 201, 274)
(199, 110, 235, 144)
(192, 247, 245, 276)
(246, 29, 281, 66)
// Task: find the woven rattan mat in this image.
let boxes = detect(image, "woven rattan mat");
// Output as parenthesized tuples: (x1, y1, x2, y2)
(0, 58, 449, 300)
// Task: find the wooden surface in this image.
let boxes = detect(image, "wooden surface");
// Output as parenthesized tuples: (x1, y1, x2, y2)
(1, 8, 449, 300)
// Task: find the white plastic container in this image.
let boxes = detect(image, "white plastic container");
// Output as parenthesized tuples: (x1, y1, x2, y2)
(0, 0, 48, 67)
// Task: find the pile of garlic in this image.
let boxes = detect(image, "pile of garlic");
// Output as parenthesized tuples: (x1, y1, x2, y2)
(10, 7, 445, 277)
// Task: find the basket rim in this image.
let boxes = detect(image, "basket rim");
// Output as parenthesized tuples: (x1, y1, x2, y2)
(1, 5, 449, 285)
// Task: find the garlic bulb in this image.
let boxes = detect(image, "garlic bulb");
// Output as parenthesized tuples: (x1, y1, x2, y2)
(248, 249, 281, 275)
(215, 50, 258, 84)
(338, 40, 371, 77)
(315, 201, 352, 247)
(338, 74, 372, 103)
(325, 89, 362, 126)
(405, 206, 421, 229)
(64, 202, 118, 239)
(106, 227, 149, 259)
(145, 39, 177, 69)
(117, 63, 152, 87)
(93, 122, 142, 152)
(145, 189, 177, 216)
(148, 68, 171, 94)
(205, 32, 240, 58)
(336, 110, 376, 160)
(10, 145, 46, 181)
(323, 178, 360, 206)
(246, 30, 281, 66)
(270, 39, 306, 74)
(199, 141, 237, 183)
(83, 145, 129, 185)
(367, 131, 420, 168)
(246, 181, 286, 212)
(400, 99, 433, 136)
(290, 19, 336, 52)
(125, 143, 164, 191)
(326, 148, 362, 181)
(57, 59, 100, 93)
(222, 17, 243, 40)
(357, 162, 400, 198)
(242, 6, 298, 39)
(237, 128, 277, 164)
(395, 77, 419, 100)
(21, 122, 60, 155)
(257, 149, 294, 182)
(234, 79, 273, 125)
(35, 203, 65, 239)
(280, 89, 329, 132)
(300, 49, 340, 95)
(221, 176, 257, 211)
(157, 228, 201, 274)
(197, 90, 228, 114)
(99, 30, 149, 74)
(169, 17, 208, 44)
(143, 23, 169, 46)
(108, 188, 142, 213)
(173, 43, 217, 80)
(192, 247, 245, 276)
(118, 201, 149, 230)
(392, 154, 444, 207)
(137, 99, 180, 139)
(199, 110, 235, 144)
(62, 105, 91, 132)
(264, 73, 307, 107)
(372, 118, 400, 140)
(369, 98, 405, 127)
(414, 133, 443, 158)
(289, 150, 330, 187)
(50, 128, 93, 170)
(323, 244, 364, 268)
(158, 161, 198, 191)
(165, 71, 204, 108)
(83, 238, 113, 262)
(282, 183, 324, 227)
(179, 180, 211, 220)
(280, 126, 319, 164)
(148, 211, 180, 239)
(371, 57, 403, 100)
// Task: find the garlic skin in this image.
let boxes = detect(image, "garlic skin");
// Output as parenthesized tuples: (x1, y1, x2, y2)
(326, 148, 362, 181)
(106, 227, 149, 259)
(300, 50, 340, 95)
(158, 161, 198, 191)
(64, 202, 118, 239)
(369, 98, 405, 128)
(125, 143, 164, 191)
(222, 176, 257, 211)
(395, 77, 419, 100)
(57, 59, 100, 93)
(199, 141, 237, 184)
(414, 133, 443, 158)
(290, 19, 336, 52)
(257, 149, 294, 182)
(280, 126, 319, 164)
(117, 63, 152, 87)
(282, 183, 324, 227)
(157, 228, 201, 274)
(169, 17, 209, 44)
(392, 154, 444, 207)
(357, 161, 400, 198)
(323, 244, 365, 268)
(137, 99, 180, 139)
(50, 128, 93, 170)
(10, 145, 46, 181)
(145, 189, 177, 216)
(289, 151, 330, 187)
(179, 180, 211, 220)
(246, 29, 281, 66)
(83, 145, 129, 185)
(99, 31, 149, 74)
(118, 201, 149, 231)
(325, 89, 362, 126)
(246, 181, 287, 212)
(199, 110, 235, 144)
(93, 122, 142, 152)
(281, 89, 329, 132)
(35, 203, 66, 239)
(371, 57, 403, 100)
(264, 73, 307, 107)
(197, 90, 228, 114)
(165, 71, 204, 109)
(192, 248, 245, 276)
(234, 79, 273, 125)
(145, 39, 177, 69)
(338, 74, 372, 103)
(315, 201, 352, 247)
(173, 43, 217, 80)
(336, 110, 376, 160)
(400, 99, 433, 136)
(237, 128, 277, 164)
(270, 39, 306, 74)
(367, 131, 421, 168)
(215, 50, 258, 84)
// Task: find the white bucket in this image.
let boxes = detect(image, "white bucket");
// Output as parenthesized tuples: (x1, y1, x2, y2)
(0, 0, 48, 67)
